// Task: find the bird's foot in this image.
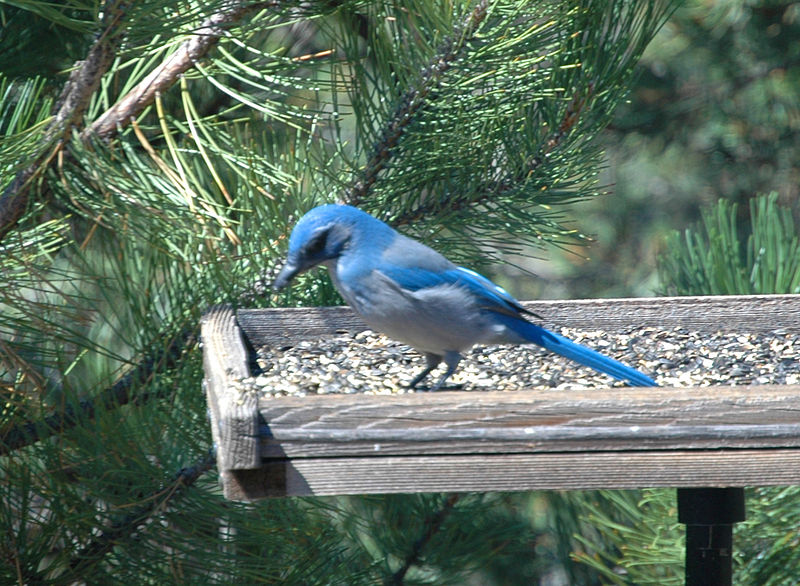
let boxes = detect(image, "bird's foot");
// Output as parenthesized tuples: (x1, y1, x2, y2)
(413, 381, 464, 392)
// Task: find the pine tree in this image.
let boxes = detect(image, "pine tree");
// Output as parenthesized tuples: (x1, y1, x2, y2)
(535, 0, 800, 300)
(570, 195, 800, 584)
(1, 1, 673, 582)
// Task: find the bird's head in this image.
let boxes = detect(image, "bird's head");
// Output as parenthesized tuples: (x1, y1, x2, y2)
(272, 204, 388, 290)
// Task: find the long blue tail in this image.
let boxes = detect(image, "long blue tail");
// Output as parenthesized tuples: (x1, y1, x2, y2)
(505, 318, 657, 387)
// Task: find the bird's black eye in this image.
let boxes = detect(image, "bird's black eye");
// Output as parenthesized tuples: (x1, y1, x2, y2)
(303, 230, 328, 257)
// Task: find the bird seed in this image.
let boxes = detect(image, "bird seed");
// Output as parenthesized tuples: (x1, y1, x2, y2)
(243, 326, 800, 397)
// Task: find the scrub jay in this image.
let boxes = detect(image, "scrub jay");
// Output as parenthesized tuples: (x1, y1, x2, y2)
(273, 204, 656, 390)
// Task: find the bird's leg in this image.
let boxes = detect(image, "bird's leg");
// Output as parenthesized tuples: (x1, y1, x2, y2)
(429, 351, 463, 391)
(408, 353, 441, 389)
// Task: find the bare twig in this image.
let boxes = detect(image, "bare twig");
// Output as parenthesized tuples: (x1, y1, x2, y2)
(387, 494, 461, 585)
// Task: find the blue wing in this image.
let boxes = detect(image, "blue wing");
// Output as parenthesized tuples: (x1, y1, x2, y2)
(375, 231, 656, 388)
(380, 263, 656, 387)
(380, 263, 531, 317)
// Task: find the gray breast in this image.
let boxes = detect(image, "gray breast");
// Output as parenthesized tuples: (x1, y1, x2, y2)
(336, 269, 503, 354)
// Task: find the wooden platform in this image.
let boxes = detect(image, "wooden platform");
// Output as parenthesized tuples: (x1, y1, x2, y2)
(201, 294, 800, 501)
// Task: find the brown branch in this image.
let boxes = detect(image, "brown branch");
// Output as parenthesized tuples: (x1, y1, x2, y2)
(0, 1, 278, 243)
(0, 0, 131, 241)
(344, 0, 489, 208)
(51, 1, 132, 135)
(83, 1, 278, 142)
(0, 328, 193, 456)
(387, 494, 461, 585)
(390, 83, 596, 228)
(62, 449, 216, 579)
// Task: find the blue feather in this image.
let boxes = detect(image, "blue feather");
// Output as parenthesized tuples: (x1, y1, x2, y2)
(495, 314, 657, 387)
(275, 204, 658, 389)
(381, 265, 526, 314)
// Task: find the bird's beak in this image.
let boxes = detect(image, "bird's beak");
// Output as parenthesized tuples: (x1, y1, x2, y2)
(272, 261, 300, 291)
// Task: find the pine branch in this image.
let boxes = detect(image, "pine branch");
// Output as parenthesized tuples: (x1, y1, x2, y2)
(82, 1, 279, 142)
(387, 493, 461, 585)
(0, 0, 131, 241)
(0, 328, 193, 456)
(344, 0, 489, 209)
(0, 1, 279, 243)
(61, 449, 217, 579)
(340, 1, 598, 232)
(391, 83, 596, 228)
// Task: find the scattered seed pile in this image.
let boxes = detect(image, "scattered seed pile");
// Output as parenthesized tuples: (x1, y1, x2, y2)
(244, 327, 800, 397)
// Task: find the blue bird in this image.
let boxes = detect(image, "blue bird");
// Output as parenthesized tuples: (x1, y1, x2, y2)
(273, 204, 656, 390)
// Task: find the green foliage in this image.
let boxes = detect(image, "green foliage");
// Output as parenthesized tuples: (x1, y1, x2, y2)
(0, 3, 94, 80)
(569, 469, 800, 584)
(0, 76, 54, 173)
(658, 193, 800, 296)
(736, 486, 800, 585)
(611, 0, 800, 207)
(570, 490, 683, 584)
(569, 194, 800, 583)
(510, 0, 800, 300)
(1, 0, 675, 583)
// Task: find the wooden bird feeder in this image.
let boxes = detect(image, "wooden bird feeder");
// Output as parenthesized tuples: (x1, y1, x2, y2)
(202, 294, 800, 585)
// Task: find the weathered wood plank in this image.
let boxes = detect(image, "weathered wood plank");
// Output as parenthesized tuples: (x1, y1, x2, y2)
(257, 385, 800, 458)
(237, 305, 366, 345)
(239, 294, 800, 344)
(203, 294, 800, 500)
(224, 450, 800, 498)
(201, 305, 260, 482)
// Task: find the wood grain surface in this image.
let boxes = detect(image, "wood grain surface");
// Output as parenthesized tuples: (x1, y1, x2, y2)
(257, 385, 800, 458)
(202, 295, 800, 499)
(238, 294, 800, 344)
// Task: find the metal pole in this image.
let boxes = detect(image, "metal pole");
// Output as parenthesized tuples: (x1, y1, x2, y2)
(677, 487, 746, 586)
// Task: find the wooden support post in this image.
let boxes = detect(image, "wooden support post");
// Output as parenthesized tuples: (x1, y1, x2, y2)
(677, 487, 746, 586)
